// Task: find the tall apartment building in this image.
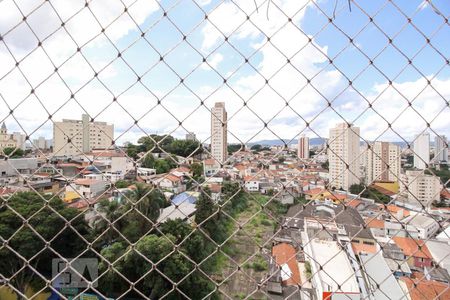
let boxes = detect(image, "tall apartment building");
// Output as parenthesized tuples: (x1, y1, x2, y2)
(364, 141, 401, 184)
(297, 135, 310, 159)
(434, 135, 448, 163)
(210, 102, 227, 165)
(328, 123, 360, 191)
(33, 136, 52, 150)
(185, 132, 197, 141)
(399, 170, 441, 208)
(12, 132, 26, 151)
(0, 123, 17, 151)
(53, 114, 114, 157)
(413, 132, 430, 169)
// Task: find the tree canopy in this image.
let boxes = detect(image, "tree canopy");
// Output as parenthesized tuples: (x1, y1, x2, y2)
(0, 192, 89, 298)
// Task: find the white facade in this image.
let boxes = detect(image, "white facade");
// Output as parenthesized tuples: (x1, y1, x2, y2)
(385, 214, 439, 240)
(244, 180, 260, 192)
(211, 102, 227, 165)
(328, 123, 360, 191)
(53, 114, 114, 157)
(33, 136, 51, 150)
(434, 135, 448, 163)
(12, 132, 26, 151)
(399, 170, 441, 208)
(365, 142, 401, 184)
(66, 179, 107, 199)
(297, 135, 310, 159)
(413, 132, 430, 169)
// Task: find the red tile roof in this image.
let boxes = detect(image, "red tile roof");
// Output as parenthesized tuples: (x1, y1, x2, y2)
(400, 277, 450, 300)
(365, 217, 385, 229)
(164, 174, 181, 183)
(272, 243, 301, 286)
(392, 237, 432, 259)
(351, 242, 377, 254)
(74, 179, 103, 186)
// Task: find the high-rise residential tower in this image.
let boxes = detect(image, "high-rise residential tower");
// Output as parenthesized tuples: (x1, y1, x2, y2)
(413, 132, 430, 169)
(364, 141, 401, 184)
(434, 135, 448, 163)
(53, 114, 114, 157)
(297, 135, 310, 159)
(211, 102, 227, 165)
(328, 123, 360, 191)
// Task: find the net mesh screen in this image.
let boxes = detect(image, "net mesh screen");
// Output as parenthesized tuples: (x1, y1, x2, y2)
(0, 0, 449, 299)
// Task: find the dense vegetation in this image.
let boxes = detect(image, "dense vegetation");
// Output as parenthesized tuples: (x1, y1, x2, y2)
(126, 134, 203, 160)
(2, 147, 24, 158)
(425, 165, 450, 187)
(0, 192, 90, 299)
(349, 183, 392, 204)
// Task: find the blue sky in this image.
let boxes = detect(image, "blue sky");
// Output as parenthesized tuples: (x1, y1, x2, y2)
(0, 0, 449, 146)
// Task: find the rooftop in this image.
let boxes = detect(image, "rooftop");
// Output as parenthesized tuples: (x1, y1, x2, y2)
(309, 239, 360, 294)
(392, 237, 432, 259)
(272, 243, 301, 286)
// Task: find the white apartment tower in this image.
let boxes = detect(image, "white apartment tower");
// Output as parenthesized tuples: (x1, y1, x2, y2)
(399, 170, 441, 208)
(12, 132, 26, 151)
(297, 135, 310, 159)
(328, 123, 360, 191)
(413, 132, 430, 169)
(211, 102, 227, 165)
(365, 141, 401, 184)
(434, 135, 448, 163)
(53, 114, 114, 157)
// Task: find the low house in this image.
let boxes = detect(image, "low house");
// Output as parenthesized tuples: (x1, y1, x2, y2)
(244, 176, 260, 192)
(392, 237, 433, 269)
(157, 202, 196, 224)
(156, 174, 186, 194)
(203, 159, 219, 177)
(399, 277, 450, 300)
(66, 179, 107, 200)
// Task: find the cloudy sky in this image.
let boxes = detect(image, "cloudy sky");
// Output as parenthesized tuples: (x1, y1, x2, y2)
(0, 0, 449, 146)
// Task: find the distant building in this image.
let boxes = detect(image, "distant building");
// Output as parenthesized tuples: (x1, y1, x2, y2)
(328, 123, 360, 191)
(211, 102, 227, 165)
(399, 170, 441, 208)
(434, 135, 448, 163)
(33, 136, 52, 150)
(185, 132, 196, 141)
(364, 141, 401, 184)
(12, 132, 26, 150)
(297, 135, 309, 159)
(0, 123, 17, 151)
(53, 114, 114, 157)
(413, 132, 430, 169)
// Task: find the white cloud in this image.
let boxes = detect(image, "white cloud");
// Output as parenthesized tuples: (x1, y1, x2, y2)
(0, 0, 449, 147)
(200, 52, 223, 70)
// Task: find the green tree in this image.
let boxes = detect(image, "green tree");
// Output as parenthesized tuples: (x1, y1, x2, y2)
(2, 147, 24, 158)
(125, 143, 139, 159)
(228, 144, 243, 154)
(195, 188, 217, 236)
(138, 135, 174, 153)
(250, 144, 262, 151)
(141, 153, 156, 169)
(167, 139, 202, 157)
(190, 162, 203, 179)
(114, 180, 133, 188)
(0, 192, 89, 299)
(222, 181, 246, 211)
